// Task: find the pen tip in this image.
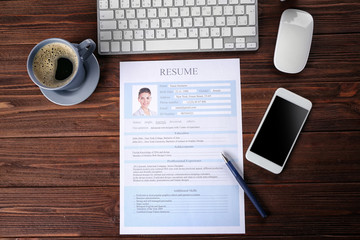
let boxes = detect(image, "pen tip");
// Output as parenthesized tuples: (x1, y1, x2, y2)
(221, 152, 228, 163)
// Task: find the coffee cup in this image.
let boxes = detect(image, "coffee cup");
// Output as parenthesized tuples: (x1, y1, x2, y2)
(27, 38, 96, 91)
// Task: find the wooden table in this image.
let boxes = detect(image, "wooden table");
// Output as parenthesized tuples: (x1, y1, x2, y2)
(1, 0, 359, 238)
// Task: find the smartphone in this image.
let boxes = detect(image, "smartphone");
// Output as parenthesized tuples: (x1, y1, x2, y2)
(246, 88, 312, 174)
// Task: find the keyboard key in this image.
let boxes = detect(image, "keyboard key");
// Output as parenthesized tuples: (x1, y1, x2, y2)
(167, 29, 177, 38)
(142, 0, 151, 7)
(194, 17, 204, 27)
(246, 5, 256, 25)
(214, 38, 223, 49)
(224, 6, 233, 15)
(100, 42, 110, 52)
(124, 30, 133, 39)
(133, 41, 144, 51)
(185, 0, 195, 6)
(227, 16, 236, 26)
(233, 26, 256, 36)
(200, 39, 212, 49)
(183, 18, 193, 27)
(100, 20, 117, 30)
(100, 10, 114, 19)
(164, 0, 173, 6)
(241, 0, 255, 3)
(122, 41, 131, 51)
(216, 17, 226, 26)
(136, 9, 146, 18)
(202, 7, 211, 16)
(180, 7, 190, 16)
(145, 29, 155, 38)
(129, 19, 139, 29)
(221, 27, 231, 36)
(153, 0, 162, 7)
(134, 30, 144, 39)
(174, 0, 184, 6)
(126, 9, 136, 18)
(161, 19, 171, 28)
(100, 31, 112, 40)
(150, 19, 160, 28)
(238, 16, 247, 25)
(139, 19, 149, 28)
(191, 7, 201, 16)
(211, 27, 220, 37)
(169, 8, 179, 17)
(99, 0, 109, 9)
(178, 28, 187, 38)
(132, 0, 141, 8)
(236, 42, 245, 48)
(146, 39, 198, 51)
(247, 42, 257, 48)
(213, 6, 222, 16)
(204, 17, 214, 26)
(199, 28, 209, 37)
(148, 9, 157, 18)
(113, 30, 123, 39)
(156, 29, 166, 38)
(120, 0, 130, 8)
(159, 8, 168, 17)
(115, 10, 125, 18)
(189, 28, 198, 37)
(225, 43, 234, 48)
(111, 41, 120, 51)
(236, 37, 245, 43)
(234, 5, 244, 15)
(110, 0, 119, 8)
(118, 20, 127, 29)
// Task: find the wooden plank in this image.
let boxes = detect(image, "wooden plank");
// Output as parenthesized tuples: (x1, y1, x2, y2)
(1, 0, 359, 45)
(0, 137, 119, 187)
(1, 82, 359, 138)
(1, 33, 359, 88)
(259, 0, 360, 35)
(0, 132, 359, 187)
(0, 88, 119, 138)
(243, 131, 360, 184)
(11, 237, 360, 240)
(0, 184, 359, 237)
(241, 82, 360, 132)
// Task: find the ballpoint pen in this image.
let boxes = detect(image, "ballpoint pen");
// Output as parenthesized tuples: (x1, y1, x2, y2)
(221, 152, 268, 218)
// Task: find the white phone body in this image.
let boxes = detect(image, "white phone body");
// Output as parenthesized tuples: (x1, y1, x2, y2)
(246, 88, 312, 174)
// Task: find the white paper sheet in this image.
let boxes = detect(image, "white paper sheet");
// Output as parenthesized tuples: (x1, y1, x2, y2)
(120, 59, 245, 234)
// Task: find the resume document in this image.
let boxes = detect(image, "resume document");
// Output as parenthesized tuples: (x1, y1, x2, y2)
(119, 59, 245, 234)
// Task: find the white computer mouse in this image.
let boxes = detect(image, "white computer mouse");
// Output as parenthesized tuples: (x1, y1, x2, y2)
(274, 9, 314, 74)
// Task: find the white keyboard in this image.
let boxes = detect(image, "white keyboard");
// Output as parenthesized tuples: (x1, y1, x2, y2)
(97, 0, 258, 55)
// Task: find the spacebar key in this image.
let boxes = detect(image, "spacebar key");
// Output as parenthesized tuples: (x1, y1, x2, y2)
(146, 39, 198, 51)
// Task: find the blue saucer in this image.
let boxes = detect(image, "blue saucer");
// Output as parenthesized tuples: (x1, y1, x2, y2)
(40, 54, 100, 106)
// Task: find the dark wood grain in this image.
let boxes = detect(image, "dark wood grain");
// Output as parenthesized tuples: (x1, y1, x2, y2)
(0, 83, 358, 138)
(0, 184, 359, 237)
(0, 132, 359, 188)
(0, 0, 359, 238)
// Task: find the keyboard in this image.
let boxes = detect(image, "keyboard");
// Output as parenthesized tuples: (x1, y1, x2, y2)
(97, 0, 258, 55)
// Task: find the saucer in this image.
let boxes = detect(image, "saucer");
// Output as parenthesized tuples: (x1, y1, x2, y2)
(40, 54, 100, 106)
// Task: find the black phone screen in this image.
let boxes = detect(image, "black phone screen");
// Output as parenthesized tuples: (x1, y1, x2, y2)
(250, 96, 309, 166)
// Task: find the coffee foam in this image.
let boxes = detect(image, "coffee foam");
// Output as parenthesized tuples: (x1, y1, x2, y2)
(32, 42, 79, 88)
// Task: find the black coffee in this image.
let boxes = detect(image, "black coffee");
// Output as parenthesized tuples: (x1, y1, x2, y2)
(32, 42, 78, 88)
(55, 57, 73, 80)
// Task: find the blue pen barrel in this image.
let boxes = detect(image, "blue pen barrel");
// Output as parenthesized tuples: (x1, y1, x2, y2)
(226, 160, 268, 218)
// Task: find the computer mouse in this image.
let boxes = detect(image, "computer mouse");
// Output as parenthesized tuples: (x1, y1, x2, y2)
(274, 9, 314, 74)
